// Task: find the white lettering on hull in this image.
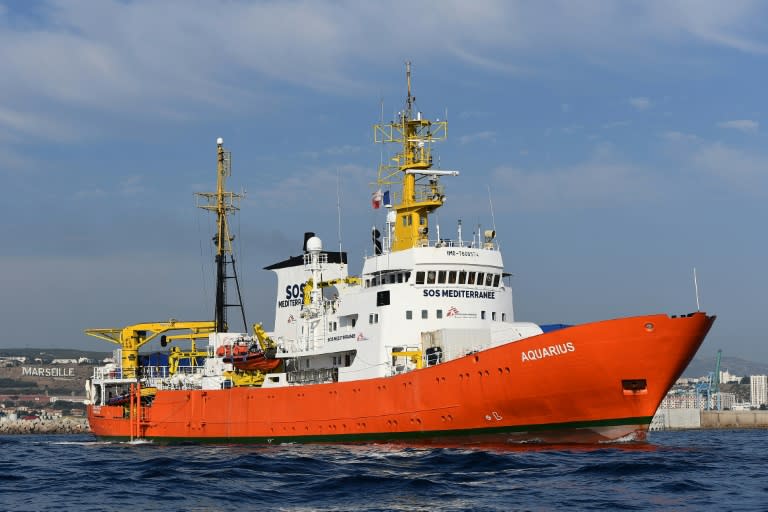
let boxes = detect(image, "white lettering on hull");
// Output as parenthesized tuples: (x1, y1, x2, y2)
(520, 342, 575, 363)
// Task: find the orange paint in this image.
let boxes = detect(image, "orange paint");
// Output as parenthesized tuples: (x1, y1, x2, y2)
(89, 312, 714, 444)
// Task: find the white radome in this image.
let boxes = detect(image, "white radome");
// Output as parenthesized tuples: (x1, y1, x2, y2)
(306, 236, 323, 252)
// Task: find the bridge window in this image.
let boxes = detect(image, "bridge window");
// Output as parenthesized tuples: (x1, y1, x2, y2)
(415, 271, 425, 284)
(467, 272, 476, 285)
(397, 273, 403, 283)
(476, 272, 485, 286)
(426, 271, 436, 284)
(458, 270, 467, 284)
(448, 271, 457, 284)
(438, 271, 447, 284)
(493, 274, 501, 287)
(485, 273, 494, 287)
(377, 290, 390, 306)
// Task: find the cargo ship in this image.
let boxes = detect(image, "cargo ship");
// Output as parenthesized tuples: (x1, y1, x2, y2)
(85, 64, 715, 444)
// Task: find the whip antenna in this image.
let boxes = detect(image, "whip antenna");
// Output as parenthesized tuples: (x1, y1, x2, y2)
(694, 267, 701, 311)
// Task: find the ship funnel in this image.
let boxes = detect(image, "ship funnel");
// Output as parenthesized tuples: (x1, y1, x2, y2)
(265, 233, 348, 340)
(303, 232, 316, 252)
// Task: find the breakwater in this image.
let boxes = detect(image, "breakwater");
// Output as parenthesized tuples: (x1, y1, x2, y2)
(0, 417, 89, 435)
(701, 410, 768, 429)
(653, 408, 768, 430)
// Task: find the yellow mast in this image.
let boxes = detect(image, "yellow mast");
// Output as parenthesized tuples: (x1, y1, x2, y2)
(195, 138, 246, 332)
(374, 62, 449, 252)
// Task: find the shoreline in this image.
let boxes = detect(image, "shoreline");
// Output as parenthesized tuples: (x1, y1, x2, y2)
(0, 417, 90, 435)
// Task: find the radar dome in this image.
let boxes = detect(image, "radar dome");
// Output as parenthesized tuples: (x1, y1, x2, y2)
(306, 236, 323, 252)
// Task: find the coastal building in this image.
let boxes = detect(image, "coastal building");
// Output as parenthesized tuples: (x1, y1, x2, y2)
(750, 375, 768, 407)
(719, 369, 741, 384)
(710, 392, 736, 410)
(660, 391, 702, 409)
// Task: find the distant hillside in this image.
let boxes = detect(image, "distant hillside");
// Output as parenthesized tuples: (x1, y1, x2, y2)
(683, 354, 768, 378)
(0, 348, 109, 360)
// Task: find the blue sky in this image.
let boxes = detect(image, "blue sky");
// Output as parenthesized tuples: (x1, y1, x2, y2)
(1, 1, 766, 363)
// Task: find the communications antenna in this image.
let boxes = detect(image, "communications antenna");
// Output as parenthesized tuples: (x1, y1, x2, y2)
(195, 137, 247, 332)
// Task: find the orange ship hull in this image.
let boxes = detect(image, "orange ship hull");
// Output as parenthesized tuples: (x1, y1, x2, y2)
(88, 312, 714, 444)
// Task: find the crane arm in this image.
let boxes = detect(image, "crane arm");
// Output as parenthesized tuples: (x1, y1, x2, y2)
(85, 320, 215, 378)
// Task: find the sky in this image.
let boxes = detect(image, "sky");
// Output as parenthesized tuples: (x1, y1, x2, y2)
(0, 1, 766, 363)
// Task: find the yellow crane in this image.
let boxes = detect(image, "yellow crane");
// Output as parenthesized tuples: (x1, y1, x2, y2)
(85, 320, 215, 379)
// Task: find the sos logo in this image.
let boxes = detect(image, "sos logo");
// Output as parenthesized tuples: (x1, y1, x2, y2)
(285, 282, 307, 300)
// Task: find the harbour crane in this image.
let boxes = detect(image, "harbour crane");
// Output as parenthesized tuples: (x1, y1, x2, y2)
(712, 349, 722, 410)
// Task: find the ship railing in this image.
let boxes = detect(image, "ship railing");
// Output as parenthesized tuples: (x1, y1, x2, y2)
(92, 366, 128, 381)
(377, 237, 499, 254)
(92, 364, 206, 382)
(139, 366, 170, 379)
(286, 367, 338, 385)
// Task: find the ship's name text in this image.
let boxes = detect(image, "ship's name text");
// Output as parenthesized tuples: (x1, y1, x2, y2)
(22, 367, 76, 377)
(521, 342, 575, 363)
(423, 289, 495, 299)
(328, 334, 356, 342)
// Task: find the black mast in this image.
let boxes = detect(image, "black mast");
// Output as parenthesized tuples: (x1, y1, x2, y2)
(196, 137, 247, 332)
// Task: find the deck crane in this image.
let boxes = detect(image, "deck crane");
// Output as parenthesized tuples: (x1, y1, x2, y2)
(85, 320, 215, 379)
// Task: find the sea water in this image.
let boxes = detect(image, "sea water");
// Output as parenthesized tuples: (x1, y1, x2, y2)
(1, 430, 766, 511)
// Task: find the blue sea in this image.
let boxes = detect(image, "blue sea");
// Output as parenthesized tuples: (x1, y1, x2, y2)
(1, 430, 766, 511)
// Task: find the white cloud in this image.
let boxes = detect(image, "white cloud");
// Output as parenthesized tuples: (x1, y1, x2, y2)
(629, 97, 652, 111)
(648, 1, 768, 55)
(489, 150, 657, 211)
(717, 119, 759, 132)
(120, 175, 146, 197)
(661, 131, 699, 142)
(74, 188, 107, 200)
(459, 131, 497, 145)
(602, 120, 631, 129)
(0, 1, 765, 143)
(690, 142, 768, 193)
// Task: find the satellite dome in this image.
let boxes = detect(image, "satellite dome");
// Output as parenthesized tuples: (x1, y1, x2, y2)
(306, 236, 323, 252)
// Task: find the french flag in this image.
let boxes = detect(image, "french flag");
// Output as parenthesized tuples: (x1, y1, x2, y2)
(383, 190, 391, 207)
(372, 189, 383, 209)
